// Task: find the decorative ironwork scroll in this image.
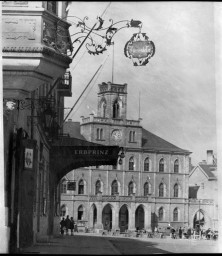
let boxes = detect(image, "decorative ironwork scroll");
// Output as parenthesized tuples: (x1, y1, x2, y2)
(57, 16, 148, 58)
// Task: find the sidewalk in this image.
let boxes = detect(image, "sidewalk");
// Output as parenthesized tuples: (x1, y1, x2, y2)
(20, 233, 121, 254)
(19, 232, 221, 254)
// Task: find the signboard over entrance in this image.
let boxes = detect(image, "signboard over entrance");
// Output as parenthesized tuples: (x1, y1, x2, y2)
(124, 33, 155, 66)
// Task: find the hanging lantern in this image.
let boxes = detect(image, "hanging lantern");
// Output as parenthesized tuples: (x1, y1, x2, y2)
(124, 32, 155, 66)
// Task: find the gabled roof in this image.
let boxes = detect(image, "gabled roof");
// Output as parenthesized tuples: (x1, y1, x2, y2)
(63, 122, 191, 154)
(189, 164, 217, 180)
(199, 164, 217, 179)
(142, 128, 191, 154)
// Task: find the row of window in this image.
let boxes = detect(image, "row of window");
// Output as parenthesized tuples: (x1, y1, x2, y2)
(158, 207, 180, 222)
(62, 180, 181, 198)
(129, 158, 179, 172)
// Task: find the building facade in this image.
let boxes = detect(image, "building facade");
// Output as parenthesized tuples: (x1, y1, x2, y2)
(188, 150, 218, 230)
(2, 1, 73, 252)
(61, 81, 192, 232)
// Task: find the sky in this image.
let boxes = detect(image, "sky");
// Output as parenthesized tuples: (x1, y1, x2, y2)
(64, 1, 217, 165)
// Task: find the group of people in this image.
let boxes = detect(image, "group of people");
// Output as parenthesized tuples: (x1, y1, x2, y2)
(171, 226, 218, 240)
(60, 215, 78, 235)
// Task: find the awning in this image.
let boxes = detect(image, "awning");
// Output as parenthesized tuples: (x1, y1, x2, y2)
(50, 137, 120, 182)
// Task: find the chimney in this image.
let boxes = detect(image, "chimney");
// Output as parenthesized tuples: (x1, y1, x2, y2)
(207, 150, 213, 165)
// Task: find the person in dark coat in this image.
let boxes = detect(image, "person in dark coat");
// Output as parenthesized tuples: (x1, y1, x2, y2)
(60, 217, 66, 235)
(179, 227, 182, 239)
(70, 217, 74, 236)
(65, 215, 71, 235)
(187, 227, 192, 239)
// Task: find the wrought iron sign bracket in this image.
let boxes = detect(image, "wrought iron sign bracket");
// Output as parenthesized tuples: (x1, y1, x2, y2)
(58, 16, 155, 66)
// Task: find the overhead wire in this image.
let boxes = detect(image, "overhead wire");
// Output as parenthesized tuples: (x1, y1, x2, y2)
(69, 53, 110, 120)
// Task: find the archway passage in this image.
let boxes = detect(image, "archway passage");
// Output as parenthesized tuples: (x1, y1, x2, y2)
(119, 205, 129, 232)
(50, 137, 120, 184)
(93, 206, 97, 228)
(102, 204, 112, 231)
(135, 205, 144, 230)
(193, 210, 205, 229)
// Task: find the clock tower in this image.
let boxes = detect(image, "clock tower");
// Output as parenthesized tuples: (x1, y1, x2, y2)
(97, 81, 127, 120)
(80, 81, 142, 148)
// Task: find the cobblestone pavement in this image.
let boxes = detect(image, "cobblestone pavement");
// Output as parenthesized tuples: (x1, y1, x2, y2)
(20, 233, 221, 254)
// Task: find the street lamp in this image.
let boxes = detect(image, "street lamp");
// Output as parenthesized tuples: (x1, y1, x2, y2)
(118, 147, 125, 165)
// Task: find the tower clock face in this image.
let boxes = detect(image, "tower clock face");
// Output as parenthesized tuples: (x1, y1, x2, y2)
(111, 129, 122, 142)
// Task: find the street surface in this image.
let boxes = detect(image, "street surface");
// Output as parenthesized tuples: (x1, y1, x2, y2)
(20, 233, 221, 254)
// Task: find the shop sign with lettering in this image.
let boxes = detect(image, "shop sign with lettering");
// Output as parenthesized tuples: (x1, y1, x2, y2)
(124, 32, 155, 66)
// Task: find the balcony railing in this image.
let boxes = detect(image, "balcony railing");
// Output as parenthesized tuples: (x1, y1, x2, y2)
(81, 116, 141, 126)
(89, 194, 150, 202)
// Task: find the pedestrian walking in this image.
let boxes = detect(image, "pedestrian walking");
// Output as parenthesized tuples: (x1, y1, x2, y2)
(65, 215, 71, 235)
(179, 227, 182, 239)
(60, 217, 66, 235)
(70, 217, 74, 236)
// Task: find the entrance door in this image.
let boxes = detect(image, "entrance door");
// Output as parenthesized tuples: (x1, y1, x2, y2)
(119, 205, 129, 232)
(135, 205, 144, 230)
(93, 206, 97, 227)
(102, 204, 112, 231)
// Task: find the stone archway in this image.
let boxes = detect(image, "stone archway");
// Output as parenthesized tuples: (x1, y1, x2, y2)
(193, 209, 205, 229)
(102, 204, 112, 231)
(119, 204, 129, 232)
(135, 205, 145, 230)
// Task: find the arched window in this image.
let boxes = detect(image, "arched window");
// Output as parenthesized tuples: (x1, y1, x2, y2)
(144, 158, 149, 172)
(129, 157, 134, 171)
(144, 182, 151, 196)
(113, 100, 120, 118)
(159, 158, 164, 172)
(111, 180, 118, 195)
(61, 180, 67, 194)
(173, 208, 178, 221)
(159, 183, 164, 197)
(101, 102, 106, 118)
(95, 180, 101, 195)
(129, 131, 135, 142)
(158, 207, 164, 221)
(100, 129, 103, 140)
(174, 184, 179, 197)
(97, 128, 100, 140)
(78, 205, 84, 220)
(60, 204, 66, 217)
(128, 181, 134, 195)
(174, 159, 179, 173)
(78, 179, 84, 194)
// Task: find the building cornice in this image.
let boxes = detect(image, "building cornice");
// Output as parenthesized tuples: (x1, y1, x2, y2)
(2, 45, 72, 64)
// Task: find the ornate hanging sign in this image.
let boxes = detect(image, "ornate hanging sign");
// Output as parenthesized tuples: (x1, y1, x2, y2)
(124, 33, 155, 66)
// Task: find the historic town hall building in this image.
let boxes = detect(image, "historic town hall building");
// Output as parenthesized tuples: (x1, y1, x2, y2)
(60, 81, 195, 232)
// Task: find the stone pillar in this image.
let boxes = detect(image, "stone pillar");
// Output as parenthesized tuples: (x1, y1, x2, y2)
(144, 204, 152, 230)
(128, 203, 136, 230)
(112, 202, 119, 230)
(94, 202, 103, 229)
